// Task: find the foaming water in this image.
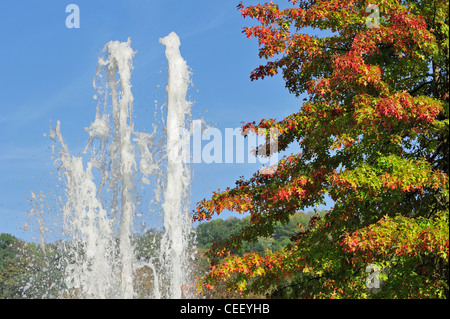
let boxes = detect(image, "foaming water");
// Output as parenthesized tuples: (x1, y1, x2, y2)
(158, 32, 194, 299)
(25, 33, 196, 299)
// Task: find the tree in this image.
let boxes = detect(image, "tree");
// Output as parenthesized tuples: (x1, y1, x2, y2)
(196, 212, 311, 255)
(1, 233, 76, 299)
(194, 0, 448, 298)
(0, 234, 16, 268)
(196, 218, 245, 251)
(0, 233, 20, 298)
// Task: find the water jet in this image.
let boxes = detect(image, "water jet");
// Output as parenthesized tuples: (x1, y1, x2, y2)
(27, 32, 195, 299)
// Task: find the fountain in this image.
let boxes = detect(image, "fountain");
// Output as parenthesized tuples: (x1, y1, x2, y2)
(26, 32, 195, 299)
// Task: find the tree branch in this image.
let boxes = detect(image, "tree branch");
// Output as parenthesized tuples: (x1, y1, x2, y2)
(408, 80, 433, 96)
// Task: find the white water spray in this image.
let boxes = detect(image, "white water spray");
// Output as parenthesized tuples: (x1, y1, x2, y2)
(159, 32, 193, 299)
(30, 33, 195, 299)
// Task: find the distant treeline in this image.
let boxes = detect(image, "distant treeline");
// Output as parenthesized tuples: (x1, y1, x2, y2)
(196, 211, 312, 255)
(0, 211, 314, 298)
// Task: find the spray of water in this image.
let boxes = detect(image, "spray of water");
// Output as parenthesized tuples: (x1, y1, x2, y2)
(159, 32, 193, 299)
(26, 33, 195, 299)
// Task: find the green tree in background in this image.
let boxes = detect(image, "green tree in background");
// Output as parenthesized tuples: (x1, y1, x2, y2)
(196, 212, 312, 257)
(0, 233, 65, 299)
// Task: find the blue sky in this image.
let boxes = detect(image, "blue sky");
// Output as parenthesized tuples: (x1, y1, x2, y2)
(0, 1, 305, 241)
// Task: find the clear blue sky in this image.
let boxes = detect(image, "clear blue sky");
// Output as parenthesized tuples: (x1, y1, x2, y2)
(0, 1, 305, 241)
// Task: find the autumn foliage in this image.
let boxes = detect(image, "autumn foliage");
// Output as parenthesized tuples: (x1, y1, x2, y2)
(194, 0, 449, 298)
